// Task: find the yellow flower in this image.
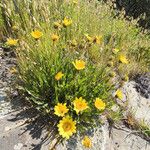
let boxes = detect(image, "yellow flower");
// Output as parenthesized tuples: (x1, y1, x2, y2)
(112, 48, 120, 54)
(31, 30, 43, 39)
(122, 74, 129, 82)
(62, 17, 72, 27)
(94, 98, 106, 110)
(72, 59, 85, 70)
(9, 67, 17, 74)
(54, 103, 69, 117)
(125, 75, 129, 81)
(71, 39, 77, 47)
(84, 34, 93, 43)
(6, 38, 18, 46)
(55, 71, 64, 80)
(54, 21, 62, 29)
(119, 54, 129, 64)
(73, 0, 78, 4)
(51, 34, 59, 42)
(82, 136, 92, 148)
(57, 116, 76, 139)
(115, 89, 123, 100)
(73, 97, 88, 114)
(108, 72, 116, 78)
(12, 25, 19, 31)
(93, 36, 102, 44)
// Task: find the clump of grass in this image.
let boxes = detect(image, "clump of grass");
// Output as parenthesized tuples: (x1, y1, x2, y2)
(0, 0, 149, 144)
(0, 6, 4, 41)
(124, 112, 150, 140)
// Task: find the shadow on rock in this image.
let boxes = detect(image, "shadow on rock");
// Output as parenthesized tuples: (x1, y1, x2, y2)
(1, 95, 58, 150)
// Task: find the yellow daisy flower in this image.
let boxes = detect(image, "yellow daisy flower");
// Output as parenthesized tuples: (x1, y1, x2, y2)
(119, 54, 129, 64)
(93, 36, 102, 44)
(73, 97, 88, 114)
(84, 34, 93, 43)
(6, 38, 18, 46)
(122, 74, 129, 82)
(82, 136, 92, 148)
(9, 67, 17, 74)
(57, 116, 76, 139)
(94, 98, 106, 110)
(51, 34, 59, 42)
(72, 59, 85, 70)
(108, 72, 116, 78)
(115, 89, 123, 100)
(112, 48, 120, 54)
(71, 39, 77, 47)
(54, 21, 62, 29)
(31, 30, 43, 39)
(12, 25, 19, 31)
(73, 0, 78, 4)
(54, 103, 69, 117)
(62, 17, 72, 27)
(55, 71, 64, 80)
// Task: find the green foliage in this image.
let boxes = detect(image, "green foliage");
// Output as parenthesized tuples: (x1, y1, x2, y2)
(1, 0, 149, 139)
(1, 0, 148, 72)
(0, 7, 3, 26)
(0, 6, 4, 40)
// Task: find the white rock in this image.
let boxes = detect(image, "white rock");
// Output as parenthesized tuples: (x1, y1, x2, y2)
(5, 126, 11, 131)
(123, 81, 150, 126)
(14, 143, 23, 150)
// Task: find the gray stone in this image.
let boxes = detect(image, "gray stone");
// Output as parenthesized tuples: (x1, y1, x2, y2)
(123, 81, 150, 126)
(0, 109, 50, 150)
(14, 143, 23, 150)
(112, 126, 150, 150)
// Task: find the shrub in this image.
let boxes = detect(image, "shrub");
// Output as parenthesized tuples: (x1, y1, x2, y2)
(1, 0, 149, 140)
